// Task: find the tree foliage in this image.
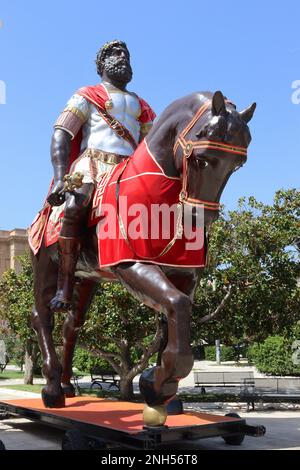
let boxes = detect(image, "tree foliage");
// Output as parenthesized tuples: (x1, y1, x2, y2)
(0, 252, 64, 382)
(77, 282, 161, 398)
(0, 252, 34, 342)
(248, 323, 300, 376)
(0, 189, 298, 390)
(193, 189, 300, 345)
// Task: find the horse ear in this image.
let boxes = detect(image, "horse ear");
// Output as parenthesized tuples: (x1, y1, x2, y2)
(239, 102, 256, 123)
(212, 91, 226, 116)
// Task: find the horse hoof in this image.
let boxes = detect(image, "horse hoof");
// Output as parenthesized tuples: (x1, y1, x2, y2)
(49, 294, 72, 313)
(42, 386, 66, 408)
(166, 396, 184, 415)
(62, 383, 76, 398)
(139, 367, 175, 406)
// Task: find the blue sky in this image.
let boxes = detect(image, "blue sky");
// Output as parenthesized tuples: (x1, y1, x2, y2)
(0, 1, 299, 229)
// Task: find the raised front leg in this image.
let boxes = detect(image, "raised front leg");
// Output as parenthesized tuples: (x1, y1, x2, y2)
(112, 262, 194, 407)
(61, 278, 98, 397)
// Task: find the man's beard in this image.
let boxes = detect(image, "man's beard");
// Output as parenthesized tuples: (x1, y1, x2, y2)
(104, 57, 133, 84)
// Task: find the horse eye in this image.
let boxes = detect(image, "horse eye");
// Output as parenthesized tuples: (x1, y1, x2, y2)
(196, 129, 206, 139)
(197, 159, 208, 168)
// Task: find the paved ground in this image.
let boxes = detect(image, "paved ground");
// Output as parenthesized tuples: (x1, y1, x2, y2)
(1, 362, 300, 450)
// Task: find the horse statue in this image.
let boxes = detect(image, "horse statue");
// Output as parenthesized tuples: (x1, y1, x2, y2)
(29, 90, 256, 423)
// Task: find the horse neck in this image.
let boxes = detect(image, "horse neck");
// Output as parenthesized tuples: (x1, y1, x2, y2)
(146, 93, 211, 177)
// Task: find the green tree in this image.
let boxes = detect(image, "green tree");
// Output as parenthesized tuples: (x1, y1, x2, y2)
(77, 283, 161, 400)
(0, 253, 161, 398)
(1, 189, 298, 392)
(0, 253, 64, 383)
(192, 189, 300, 348)
(247, 321, 300, 376)
(0, 252, 37, 383)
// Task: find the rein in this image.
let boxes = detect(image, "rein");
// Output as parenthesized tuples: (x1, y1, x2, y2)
(173, 101, 247, 211)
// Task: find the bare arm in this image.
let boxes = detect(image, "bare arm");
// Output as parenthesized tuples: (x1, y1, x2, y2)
(47, 129, 72, 206)
(47, 95, 88, 206)
(51, 128, 72, 182)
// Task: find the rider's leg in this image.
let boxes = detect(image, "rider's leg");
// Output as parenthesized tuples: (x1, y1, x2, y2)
(49, 183, 94, 312)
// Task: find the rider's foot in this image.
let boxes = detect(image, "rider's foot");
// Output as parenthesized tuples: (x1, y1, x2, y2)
(49, 290, 72, 313)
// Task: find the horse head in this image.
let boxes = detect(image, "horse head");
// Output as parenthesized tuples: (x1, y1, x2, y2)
(147, 91, 256, 226)
(175, 91, 256, 225)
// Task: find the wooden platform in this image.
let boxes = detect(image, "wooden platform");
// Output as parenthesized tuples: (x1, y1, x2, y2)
(0, 396, 238, 433)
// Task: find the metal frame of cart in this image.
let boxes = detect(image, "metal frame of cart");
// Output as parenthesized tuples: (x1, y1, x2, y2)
(0, 399, 266, 450)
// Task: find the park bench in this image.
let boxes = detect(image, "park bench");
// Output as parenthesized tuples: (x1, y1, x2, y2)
(0, 341, 8, 373)
(193, 370, 254, 394)
(241, 377, 300, 412)
(72, 373, 84, 394)
(90, 369, 120, 391)
(0, 358, 8, 373)
(0, 362, 7, 373)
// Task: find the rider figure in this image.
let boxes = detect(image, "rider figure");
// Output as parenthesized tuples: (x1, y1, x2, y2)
(47, 40, 155, 312)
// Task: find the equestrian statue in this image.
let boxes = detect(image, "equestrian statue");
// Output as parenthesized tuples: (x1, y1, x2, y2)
(28, 39, 256, 425)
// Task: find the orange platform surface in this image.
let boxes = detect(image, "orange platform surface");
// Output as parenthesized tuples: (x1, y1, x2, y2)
(0, 397, 239, 434)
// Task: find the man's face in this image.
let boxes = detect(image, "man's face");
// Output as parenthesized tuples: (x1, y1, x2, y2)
(103, 46, 132, 84)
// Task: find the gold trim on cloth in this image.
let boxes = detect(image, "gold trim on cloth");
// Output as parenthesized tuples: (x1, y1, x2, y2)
(82, 148, 127, 165)
(54, 110, 84, 139)
(64, 106, 87, 123)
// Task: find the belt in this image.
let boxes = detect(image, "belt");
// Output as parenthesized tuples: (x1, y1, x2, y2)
(83, 148, 128, 165)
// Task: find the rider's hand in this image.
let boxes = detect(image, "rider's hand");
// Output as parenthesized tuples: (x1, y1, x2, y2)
(47, 180, 65, 206)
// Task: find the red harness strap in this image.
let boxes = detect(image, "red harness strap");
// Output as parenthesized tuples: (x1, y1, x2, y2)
(174, 100, 247, 211)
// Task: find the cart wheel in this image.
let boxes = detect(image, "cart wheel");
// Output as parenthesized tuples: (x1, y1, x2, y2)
(222, 413, 245, 446)
(0, 411, 9, 420)
(0, 440, 6, 450)
(90, 381, 103, 391)
(87, 437, 107, 450)
(62, 430, 89, 450)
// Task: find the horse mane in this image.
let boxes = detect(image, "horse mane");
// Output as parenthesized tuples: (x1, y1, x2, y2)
(148, 91, 236, 140)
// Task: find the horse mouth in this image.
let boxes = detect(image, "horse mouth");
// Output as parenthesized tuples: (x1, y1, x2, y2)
(204, 209, 219, 226)
(183, 204, 219, 228)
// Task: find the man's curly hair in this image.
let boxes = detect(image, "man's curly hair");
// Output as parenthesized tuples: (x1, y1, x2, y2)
(95, 40, 130, 76)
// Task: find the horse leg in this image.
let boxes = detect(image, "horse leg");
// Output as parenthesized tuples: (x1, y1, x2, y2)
(112, 262, 193, 406)
(31, 247, 65, 407)
(61, 278, 98, 397)
(156, 269, 199, 368)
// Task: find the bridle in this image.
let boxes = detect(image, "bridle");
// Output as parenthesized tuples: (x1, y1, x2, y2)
(173, 100, 248, 211)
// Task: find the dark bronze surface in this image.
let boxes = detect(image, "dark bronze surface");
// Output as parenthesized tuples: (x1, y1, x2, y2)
(31, 88, 255, 409)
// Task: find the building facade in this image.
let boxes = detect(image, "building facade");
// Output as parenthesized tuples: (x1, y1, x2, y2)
(0, 229, 28, 275)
